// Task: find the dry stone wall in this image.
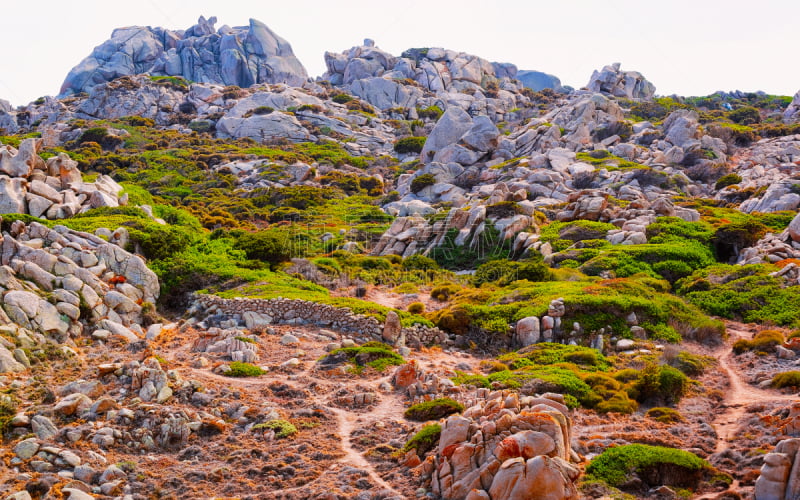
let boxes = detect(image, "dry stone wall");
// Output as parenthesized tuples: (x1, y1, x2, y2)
(192, 294, 451, 347)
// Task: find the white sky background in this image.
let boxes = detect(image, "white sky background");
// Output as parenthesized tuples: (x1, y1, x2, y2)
(2, 0, 798, 106)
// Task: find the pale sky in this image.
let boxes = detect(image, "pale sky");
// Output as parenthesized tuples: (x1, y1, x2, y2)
(2, 0, 798, 106)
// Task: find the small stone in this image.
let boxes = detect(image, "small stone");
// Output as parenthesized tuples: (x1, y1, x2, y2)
(14, 438, 40, 459)
(279, 334, 299, 345)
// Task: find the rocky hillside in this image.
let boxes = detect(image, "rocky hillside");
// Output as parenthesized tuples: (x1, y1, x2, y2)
(1, 15, 800, 500)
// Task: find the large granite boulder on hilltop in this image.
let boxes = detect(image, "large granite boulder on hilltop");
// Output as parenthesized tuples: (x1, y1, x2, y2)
(587, 62, 655, 100)
(785, 89, 800, 122)
(517, 70, 563, 92)
(60, 16, 308, 96)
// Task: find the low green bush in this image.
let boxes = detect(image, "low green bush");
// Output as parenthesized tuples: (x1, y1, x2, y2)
(474, 257, 553, 286)
(233, 230, 301, 270)
(402, 254, 439, 270)
(715, 173, 743, 190)
(633, 364, 689, 405)
(253, 419, 297, 438)
(646, 407, 685, 423)
(332, 93, 353, 104)
(404, 398, 465, 421)
(595, 391, 638, 414)
(394, 136, 426, 154)
(772, 371, 800, 389)
(410, 173, 436, 193)
(586, 444, 710, 488)
(431, 283, 461, 302)
(331, 344, 405, 372)
(417, 105, 443, 120)
(408, 302, 425, 314)
(671, 351, 712, 376)
(733, 330, 784, 354)
(226, 361, 266, 377)
(404, 423, 441, 455)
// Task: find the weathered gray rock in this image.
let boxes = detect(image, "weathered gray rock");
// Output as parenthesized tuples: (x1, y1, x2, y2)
(0, 344, 25, 373)
(516, 70, 563, 92)
(788, 212, 800, 243)
(13, 438, 40, 460)
(61, 16, 307, 95)
(755, 438, 800, 500)
(31, 415, 58, 440)
(382, 310, 402, 344)
(216, 112, 311, 143)
(0, 138, 44, 177)
(348, 77, 423, 110)
(0, 176, 27, 213)
(587, 62, 655, 100)
(514, 317, 540, 347)
(785, 90, 800, 122)
(420, 107, 474, 162)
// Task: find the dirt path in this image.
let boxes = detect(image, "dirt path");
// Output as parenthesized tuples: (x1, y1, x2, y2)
(181, 365, 404, 496)
(712, 322, 797, 454)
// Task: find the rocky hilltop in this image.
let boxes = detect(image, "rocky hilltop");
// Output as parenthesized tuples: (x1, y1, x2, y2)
(1, 15, 800, 500)
(60, 16, 308, 96)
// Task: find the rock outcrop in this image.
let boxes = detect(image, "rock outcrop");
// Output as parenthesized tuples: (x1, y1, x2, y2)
(755, 438, 800, 500)
(587, 62, 655, 100)
(0, 219, 159, 347)
(423, 390, 579, 500)
(61, 16, 308, 96)
(784, 90, 800, 122)
(516, 70, 563, 92)
(0, 138, 125, 218)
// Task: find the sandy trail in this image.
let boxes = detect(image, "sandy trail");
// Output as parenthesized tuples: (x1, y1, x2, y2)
(712, 322, 797, 454)
(181, 364, 404, 496)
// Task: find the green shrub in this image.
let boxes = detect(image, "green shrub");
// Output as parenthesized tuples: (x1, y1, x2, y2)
(408, 302, 425, 314)
(431, 283, 460, 302)
(715, 173, 743, 190)
(253, 106, 275, 116)
(403, 254, 439, 270)
(330, 345, 405, 373)
(712, 220, 767, 261)
(233, 230, 301, 269)
(226, 361, 266, 377)
(394, 136, 426, 154)
(733, 330, 784, 354)
(504, 343, 610, 371)
(772, 371, 800, 389)
(404, 398, 465, 421)
(0, 396, 17, 440)
(253, 419, 297, 438)
(646, 407, 685, 423)
(332, 93, 354, 104)
(586, 444, 710, 488)
(728, 106, 761, 125)
(404, 423, 441, 455)
(474, 258, 553, 287)
(595, 391, 638, 414)
(188, 120, 213, 133)
(77, 127, 123, 150)
(410, 173, 436, 193)
(417, 105, 443, 120)
(671, 351, 712, 376)
(634, 364, 689, 405)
